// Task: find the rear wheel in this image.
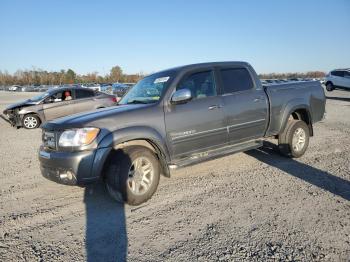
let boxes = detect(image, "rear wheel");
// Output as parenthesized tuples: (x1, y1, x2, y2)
(105, 146, 160, 206)
(22, 114, 40, 129)
(278, 120, 309, 158)
(326, 82, 334, 91)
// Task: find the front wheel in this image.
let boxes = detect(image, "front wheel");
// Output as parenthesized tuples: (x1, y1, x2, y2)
(105, 147, 160, 206)
(278, 120, 310, 158)
(22, 114, 40, 129)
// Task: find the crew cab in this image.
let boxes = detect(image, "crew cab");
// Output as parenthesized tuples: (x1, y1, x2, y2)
(38, 62, 326, 205)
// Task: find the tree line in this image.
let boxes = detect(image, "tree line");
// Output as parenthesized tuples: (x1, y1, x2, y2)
(0, 66, 326, 86)
(0, 66, 144, 86)
(258, 71, 325, 80)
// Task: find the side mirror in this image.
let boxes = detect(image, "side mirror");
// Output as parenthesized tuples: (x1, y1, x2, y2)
(171, 89, 192, 104)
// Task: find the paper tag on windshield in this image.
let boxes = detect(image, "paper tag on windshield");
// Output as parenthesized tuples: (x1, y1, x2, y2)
(154, 77, 170, 83)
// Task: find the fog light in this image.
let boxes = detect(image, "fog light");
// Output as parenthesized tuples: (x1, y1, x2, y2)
(60, 170, 74, 180)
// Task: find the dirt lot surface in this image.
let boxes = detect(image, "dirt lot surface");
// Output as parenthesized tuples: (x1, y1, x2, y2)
(0, 90, 349, 261)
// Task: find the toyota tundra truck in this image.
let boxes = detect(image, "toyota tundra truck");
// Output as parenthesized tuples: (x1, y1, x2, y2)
(38, 62, 326, 205)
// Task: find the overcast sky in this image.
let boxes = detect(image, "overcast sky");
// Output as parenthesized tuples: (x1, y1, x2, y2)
(1, 0, 349, 75)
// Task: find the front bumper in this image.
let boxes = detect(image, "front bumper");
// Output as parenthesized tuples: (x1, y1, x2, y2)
(39, 146, 112, 186)
(0, 113, 20, 127)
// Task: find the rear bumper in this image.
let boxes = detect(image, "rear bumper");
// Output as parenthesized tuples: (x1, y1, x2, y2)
(38, 146, 112, 186)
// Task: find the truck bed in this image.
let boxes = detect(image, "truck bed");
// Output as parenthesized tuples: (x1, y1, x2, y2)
(263, 81, 326, 136)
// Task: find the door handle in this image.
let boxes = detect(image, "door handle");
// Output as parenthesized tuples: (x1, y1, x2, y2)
(208, 105, 223, 110)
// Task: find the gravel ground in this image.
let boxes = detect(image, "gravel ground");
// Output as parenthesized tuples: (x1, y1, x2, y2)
(0, 89, 349, 261)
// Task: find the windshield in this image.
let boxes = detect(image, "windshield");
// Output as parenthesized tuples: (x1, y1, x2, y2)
(119, 70, 176, 105)
(30, 92, 50, 102)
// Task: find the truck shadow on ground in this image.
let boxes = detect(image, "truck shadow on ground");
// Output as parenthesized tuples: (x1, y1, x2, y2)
(84, 182, 127, 262)
(246, 141, 350, 201)
(325, 96, 350, 102)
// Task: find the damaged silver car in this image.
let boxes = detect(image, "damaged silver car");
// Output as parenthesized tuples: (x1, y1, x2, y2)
(2, 86, 117, 129)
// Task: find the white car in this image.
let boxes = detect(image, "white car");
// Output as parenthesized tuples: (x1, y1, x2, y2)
(325, 69, 350, 91)
(8, 85, 22, 91)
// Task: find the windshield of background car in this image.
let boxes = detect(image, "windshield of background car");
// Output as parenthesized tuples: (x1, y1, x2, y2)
(119, 70, 177, 105)
(30, 92, 50, 102)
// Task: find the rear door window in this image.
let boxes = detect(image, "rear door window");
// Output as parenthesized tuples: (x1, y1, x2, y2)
(75, 89, 95, 99)
(332, 71, 345, 77)
(220, 68, 254, 94)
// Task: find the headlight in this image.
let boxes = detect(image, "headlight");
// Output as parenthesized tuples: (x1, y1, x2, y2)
(58, 127, 100, 147)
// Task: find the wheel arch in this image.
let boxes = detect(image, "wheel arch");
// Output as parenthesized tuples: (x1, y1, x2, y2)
(279, 102, 313, 137)
(94, 127, 171, 179)
(20, 112, 42, 127)
(290, 108, 313, 136)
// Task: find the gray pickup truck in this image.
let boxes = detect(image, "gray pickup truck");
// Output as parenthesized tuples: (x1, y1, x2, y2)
(39, 62, 326, 205)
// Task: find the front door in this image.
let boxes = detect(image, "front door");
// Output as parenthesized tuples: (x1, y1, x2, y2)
(165, 70, 226, 159)
(43, 89, 76, 121)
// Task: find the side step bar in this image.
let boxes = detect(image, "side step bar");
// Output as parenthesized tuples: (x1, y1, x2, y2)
(169, 140, 263, 169)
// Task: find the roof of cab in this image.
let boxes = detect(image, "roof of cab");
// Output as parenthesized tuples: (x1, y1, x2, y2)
(155, 61, 251, 74)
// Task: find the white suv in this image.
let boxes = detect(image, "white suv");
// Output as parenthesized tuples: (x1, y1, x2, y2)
(325, 69, 350, 91)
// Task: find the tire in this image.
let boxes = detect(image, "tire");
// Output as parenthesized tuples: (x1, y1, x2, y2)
(326, 82, 334, 92)
(22, 114, 40, 129)
(278, 120, 310, 158)
(105, 146, 160, 206)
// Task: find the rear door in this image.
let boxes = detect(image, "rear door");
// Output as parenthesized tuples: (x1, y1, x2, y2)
(331, 71, 345, 87)
(218, 67, 268, 144)
(165, 69, 227, 158)
(72, 89, 97, 113)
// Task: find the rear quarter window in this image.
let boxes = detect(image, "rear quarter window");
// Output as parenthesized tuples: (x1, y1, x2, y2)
(220, 68, 254, 94)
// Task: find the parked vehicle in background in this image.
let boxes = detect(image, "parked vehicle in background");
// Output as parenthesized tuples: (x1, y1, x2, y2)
(38, 86, 49, 92)
(100, 83, 112, 93)
(87, 83, 101, 92)
(288, 78, 304, 82)
(8, 85, 22, 91)
(38, 61, 326, 206)
(2, 86, 117, 129)
(112, 83, 131, 98)
(325, 69, 350, 91)
(20, 86, 35, 92)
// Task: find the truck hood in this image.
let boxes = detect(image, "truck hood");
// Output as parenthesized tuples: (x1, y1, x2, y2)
(42, 103, 151, 130)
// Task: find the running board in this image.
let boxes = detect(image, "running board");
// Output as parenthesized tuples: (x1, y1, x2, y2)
(169, 140, 263, 169)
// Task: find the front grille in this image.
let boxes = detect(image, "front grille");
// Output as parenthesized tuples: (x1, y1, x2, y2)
(43, 130, 57, 150)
